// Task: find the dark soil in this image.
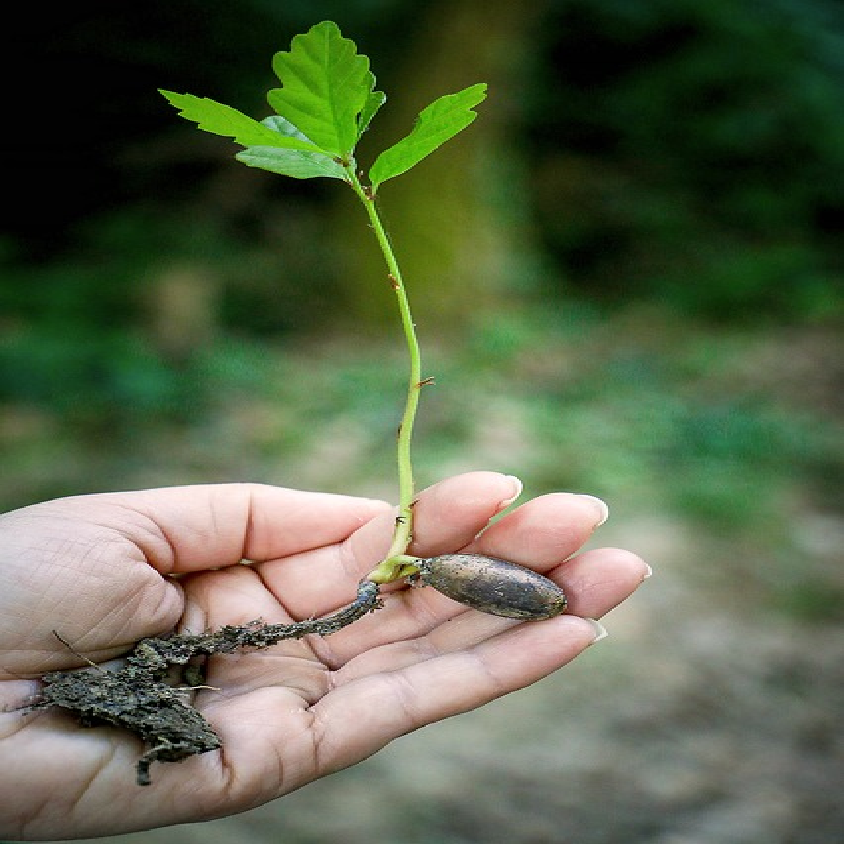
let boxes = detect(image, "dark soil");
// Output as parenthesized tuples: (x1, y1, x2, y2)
(34, 580, 382, 785)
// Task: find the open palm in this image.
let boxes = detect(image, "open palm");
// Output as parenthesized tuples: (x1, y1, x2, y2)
(0, 472, 648, 840)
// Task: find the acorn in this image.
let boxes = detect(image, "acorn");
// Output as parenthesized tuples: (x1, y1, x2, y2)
(415, 553, 567, 620)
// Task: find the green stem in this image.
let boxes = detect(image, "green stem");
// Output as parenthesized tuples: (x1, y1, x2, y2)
(345, 166, 424, 584)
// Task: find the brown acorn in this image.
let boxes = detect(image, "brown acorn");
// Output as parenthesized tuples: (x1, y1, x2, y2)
(416, 553, 567, 620)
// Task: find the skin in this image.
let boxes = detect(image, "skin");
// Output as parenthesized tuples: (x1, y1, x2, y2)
(0, 471, 649, 840)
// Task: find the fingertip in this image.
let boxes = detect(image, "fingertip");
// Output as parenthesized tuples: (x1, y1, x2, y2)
(553, 547, 651, 619)
(408, 471, 528, 556)
(542, 492, 609, 529)
(574, 494, 609, 527)
(470, 491, 610, 568)
(579, 546, 651, 582)
(420, 470, 525, 509)
(471, 611, 602, 688)
(582, 617, 609, 643)
(497, 475, 524, 511)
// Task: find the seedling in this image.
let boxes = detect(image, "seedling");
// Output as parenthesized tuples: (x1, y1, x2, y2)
(36, 21, 567, 784)
(160, 20, 488, 586)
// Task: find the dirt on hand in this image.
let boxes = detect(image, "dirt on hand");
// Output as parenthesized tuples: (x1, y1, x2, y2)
(33, 580, 382, 786)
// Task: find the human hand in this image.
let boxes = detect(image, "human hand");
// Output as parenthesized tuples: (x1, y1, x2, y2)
(0, 472, 648, 840)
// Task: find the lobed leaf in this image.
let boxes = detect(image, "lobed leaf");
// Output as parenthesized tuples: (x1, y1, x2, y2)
(268, 20, 374, 156)
(159, 90, 323, 152)
(369, 83, 487, 191)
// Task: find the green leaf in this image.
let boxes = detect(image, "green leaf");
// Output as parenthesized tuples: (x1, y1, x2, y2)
(261, 114, 313, 144)
(159, 90, 323, 152)
(236, 146, 348, 180)
(237, 116, 348, 179)
(267, 20, 374, 156)
(357, 90, 386, 140)
(369, 83, 487, 191)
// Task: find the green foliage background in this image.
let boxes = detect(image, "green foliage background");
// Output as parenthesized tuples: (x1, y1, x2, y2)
(1, 0, 838, 522)
(0, 1, 841, 843)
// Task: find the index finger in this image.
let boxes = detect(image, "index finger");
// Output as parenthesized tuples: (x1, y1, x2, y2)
(50, 483, 391, 573)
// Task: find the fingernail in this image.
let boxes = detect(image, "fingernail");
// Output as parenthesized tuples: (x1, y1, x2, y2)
(642, 563, 653, 580)
(585, 617, 608, 643)
(496, 475, 523, 511)
(577, 494, 609, 527)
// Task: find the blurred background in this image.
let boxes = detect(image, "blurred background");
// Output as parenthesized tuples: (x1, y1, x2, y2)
(1, 0, 842, 842)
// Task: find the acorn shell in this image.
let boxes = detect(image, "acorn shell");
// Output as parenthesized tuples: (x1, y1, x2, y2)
(417, 553, 567, 620)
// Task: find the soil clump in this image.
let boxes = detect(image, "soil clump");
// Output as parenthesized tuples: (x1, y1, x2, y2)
(34, 580, 382, 785)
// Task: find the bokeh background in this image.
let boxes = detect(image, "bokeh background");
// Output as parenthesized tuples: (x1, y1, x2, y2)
(2, 0, 842, 842)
